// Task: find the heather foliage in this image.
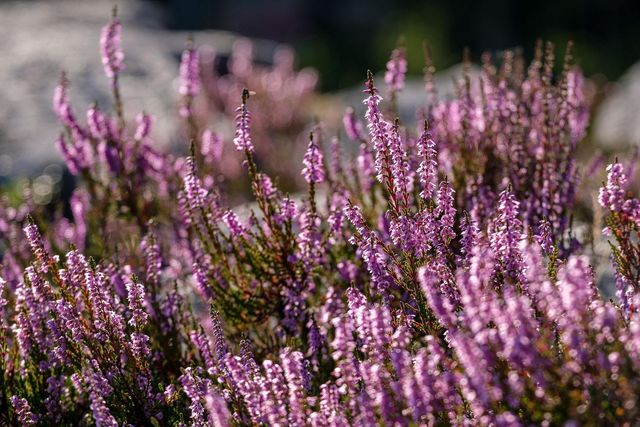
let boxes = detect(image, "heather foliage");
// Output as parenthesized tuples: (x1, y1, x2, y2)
(2, 12, 640, 427)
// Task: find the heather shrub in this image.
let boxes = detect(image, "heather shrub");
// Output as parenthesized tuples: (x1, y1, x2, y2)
(1, 11, 639, 426)
(181, 35, 318, 200)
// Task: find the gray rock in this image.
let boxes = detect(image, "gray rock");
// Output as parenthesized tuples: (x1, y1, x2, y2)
(0, 0, 274, 176)
(593, 61, 640, 150)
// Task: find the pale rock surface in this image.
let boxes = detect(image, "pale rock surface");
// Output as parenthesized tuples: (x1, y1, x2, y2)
(593, 61, 640, 149)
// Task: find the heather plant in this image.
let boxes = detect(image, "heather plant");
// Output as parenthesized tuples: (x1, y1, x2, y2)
(1, 11, 640, 427)
(426, 41, 588, 252)
(599, 161, 640, 314)
(182, 34, 319, 199)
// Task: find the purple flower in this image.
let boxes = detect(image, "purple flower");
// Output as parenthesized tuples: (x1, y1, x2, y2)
(100, 11, 124, 81)
(490, 186, 526, 284)
(10, 396, 37, 425)
(54, 298, 84, 342)
(141, 228, 162, 287)
(301, 133, 325, 184)
(98, 141, 121, 174)
(131, 332, 151, 360)
(233, 89, 254, 153)
(53, 75, 86, 139)
(255, 173, 275, 198)
(222, 210, 246, 237)
(418, 265, 457, 329)
(201, 129, 223, 163)
(363, 74, 392, 187)
(349, 290, 392, 362)
(183, 156, 207, 212)
(55, 134, 81, 175)
(259, 359, 289, 424)
(85, 362, 118, 427)
(70, 189, 89, 250)
(435, 180, 456, 244)
(297, 209, 322, 265)
(223, 354, 263, 422)
(459, 213, 478, 265)
(535, 218, 554, 254)
(329, 136, 343, 178)
(52, 75, 69, 121)
(343, 107, 364, 141)
(567, 69, 589, 144)
(205, 392, 231, 427)
(192, 255, 214, 301)
(280, 349, 309, 426)
(125, 281, 148, 328)
(276, 197, 298, 225)
(179, 44, 200, 97)
(384, 47, 407, 95)
(134, 111, 152, 141)
(180, 368, 209, 425)
(416, 122, 438, 200)
(357, 142, 376, 191)
(0, 277, 7, 330)
(388, 120, 411, 208)
(598, 163, 627, 212)
(23, 220, 50, 273)
(210, 310, 229, 362)
(190, 330, 217, 375)
(87, 103, 108, 139)
(344, 204, 393, 294)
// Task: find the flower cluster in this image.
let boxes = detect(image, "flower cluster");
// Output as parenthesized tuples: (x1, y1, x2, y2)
(175, 36, 319, 199)
(2, 14, 639, 427)
(598, 162, 640, 315)
(100, 7, 124, 82)
(428, 42, 588, 252)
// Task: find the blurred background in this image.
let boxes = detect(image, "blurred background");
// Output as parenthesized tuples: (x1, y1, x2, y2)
(1, 0, 640, 176)
(160, 0, 640, 91)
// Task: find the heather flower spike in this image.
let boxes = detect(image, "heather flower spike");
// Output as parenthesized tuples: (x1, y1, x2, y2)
(417, 119, 438, 200)
(134, 111, 152, 141)
(233, 88, 254, 153)
(599, 161, 640, 303)
(302, 131, 325, 185)
(179, 36, 200, 97)
(100, 6, 124, 81)
(490, 185, 526, 284)
(385, 46, 407, 97)
(364, 69, 396, 200)
(23, 216, 51, 273)
(343, 107, 364, 141)
(52, 72, 69, 121)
